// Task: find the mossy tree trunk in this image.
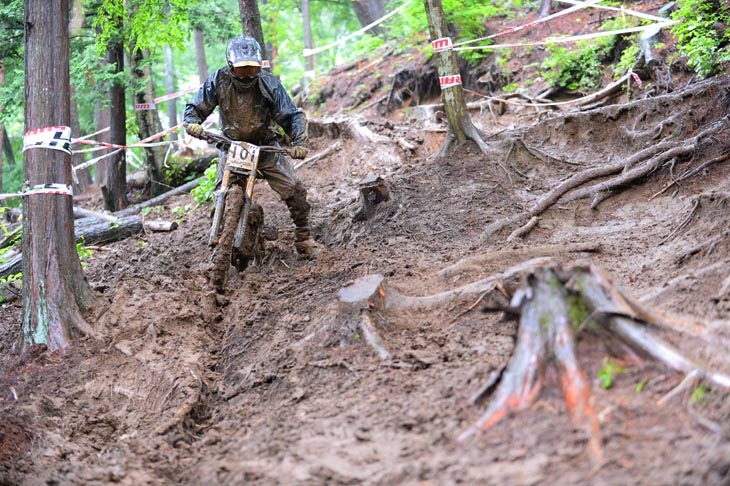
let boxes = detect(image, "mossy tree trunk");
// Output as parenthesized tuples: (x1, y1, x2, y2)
(423, 0, 489, 157)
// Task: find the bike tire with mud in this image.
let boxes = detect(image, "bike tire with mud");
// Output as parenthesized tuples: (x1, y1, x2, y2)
(211, 185, 244, 291)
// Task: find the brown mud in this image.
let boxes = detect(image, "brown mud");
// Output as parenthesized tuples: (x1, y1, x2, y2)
(3, 7, 730, 485)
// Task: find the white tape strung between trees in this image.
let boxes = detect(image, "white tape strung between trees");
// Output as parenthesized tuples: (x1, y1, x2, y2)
(557, 0, 670, 23)
(303, 0, 411, 58)
(454, 21, 677, 51)
(452, 0, 605, 48)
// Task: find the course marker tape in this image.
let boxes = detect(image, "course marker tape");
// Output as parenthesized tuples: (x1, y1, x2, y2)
(0, 184, 73, 200)
(630, 71, 643, 88)
(558, 0, 669, 23)
(23, 126, 72, 155)
(262, 60, 271, 68)
(439, 75, 462, 89)
(454, 20, 676, 51)
(303, 0, 411, 57)
(453, 0, 604, 48)
(134, 103, 156, 111)
(432, 37, 453, 52)
(153, 85, 200, 104)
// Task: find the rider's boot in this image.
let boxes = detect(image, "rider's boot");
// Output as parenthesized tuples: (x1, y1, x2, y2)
(285, 186, 324, 258)
(294, 227, 325, 258)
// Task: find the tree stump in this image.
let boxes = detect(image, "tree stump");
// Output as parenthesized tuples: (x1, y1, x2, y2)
(336, 274, 393, 360)
(353, 174, 390, 221)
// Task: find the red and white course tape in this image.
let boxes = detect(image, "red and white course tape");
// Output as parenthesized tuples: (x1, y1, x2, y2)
(23, 126, 73, 155)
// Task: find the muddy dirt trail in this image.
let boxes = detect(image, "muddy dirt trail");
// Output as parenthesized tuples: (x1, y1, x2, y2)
(3, 74, 730, 485)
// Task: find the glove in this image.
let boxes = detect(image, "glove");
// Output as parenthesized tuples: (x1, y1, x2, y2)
(185, 123, 204, 138)
(291, 146, 309, 160)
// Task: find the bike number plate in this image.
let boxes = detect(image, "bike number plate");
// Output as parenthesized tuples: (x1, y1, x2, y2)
(226, 142, 260, 172)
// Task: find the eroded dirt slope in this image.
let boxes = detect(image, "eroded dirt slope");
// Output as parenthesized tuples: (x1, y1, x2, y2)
(2, 69, 730, 486)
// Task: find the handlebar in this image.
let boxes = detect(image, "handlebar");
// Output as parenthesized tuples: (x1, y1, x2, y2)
(197, 130, 289, 154)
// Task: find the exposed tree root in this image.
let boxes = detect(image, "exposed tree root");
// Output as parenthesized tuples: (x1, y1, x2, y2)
(457, 264, 730, 463)
(155, 365, 211, 445)
(457, 266, 601, 463)
(438, 242, 600, 279)
(481, 116, 728, 241)
(308, 257, 730, 462)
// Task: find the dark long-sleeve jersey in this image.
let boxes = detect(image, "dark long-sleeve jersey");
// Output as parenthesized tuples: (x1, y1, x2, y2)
(183, 68, 307, 146)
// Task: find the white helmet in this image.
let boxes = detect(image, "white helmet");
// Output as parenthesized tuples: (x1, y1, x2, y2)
(226, 36, 262, 69)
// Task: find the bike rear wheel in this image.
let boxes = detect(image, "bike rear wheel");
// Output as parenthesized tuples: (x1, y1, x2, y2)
(211, 185, 245, 291)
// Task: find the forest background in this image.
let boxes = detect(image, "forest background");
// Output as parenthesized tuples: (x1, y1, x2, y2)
(1, 0, 728, 204)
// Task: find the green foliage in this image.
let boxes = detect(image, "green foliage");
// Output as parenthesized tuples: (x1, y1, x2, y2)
(171, 203, 194, 220)
(597, 357, 624, 389)
(94, 0, 200, 55)
(539, 16, 644, 91)
(615, 43, 641, 78)
(544, 36, 616, 91)
(1, 149, 24, 201)
(162, 155, 195, 187)
(691, 383, 708, 404)
(76, 239, 94, 269)
(672, 0, 730, 78)
(191, 162, 218, 205)
(635, 377, 649, 393)
(0, 0, 23, 60)
(0, 271, 22, 303)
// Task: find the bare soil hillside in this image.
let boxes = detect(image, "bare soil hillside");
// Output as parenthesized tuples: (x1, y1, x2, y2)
(2, 5, 730, 485)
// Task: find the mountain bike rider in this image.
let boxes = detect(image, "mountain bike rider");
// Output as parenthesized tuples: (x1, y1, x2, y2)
(183, 35, 323, 257)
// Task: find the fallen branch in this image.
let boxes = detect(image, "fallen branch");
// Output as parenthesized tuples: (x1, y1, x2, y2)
(114, 178, 200, 217)
(293, 141, 342, 170)
(73, 206, 117, 222)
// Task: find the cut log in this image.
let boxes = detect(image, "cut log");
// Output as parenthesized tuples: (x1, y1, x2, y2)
(1, 216, 144, 279)
(144, 220, 179, 232)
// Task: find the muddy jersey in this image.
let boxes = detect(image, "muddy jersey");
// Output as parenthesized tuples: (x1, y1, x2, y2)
(183, 68, 307, 146)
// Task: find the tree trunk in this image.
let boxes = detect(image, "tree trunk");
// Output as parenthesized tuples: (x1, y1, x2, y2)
(423, 0, 488, 156)
(238, 0, 268, 60)
(352, 0, 386, 37)
(538, 0, 552, 18)
(302, 0, 315, 75)
(104, 35, 128, 211)
(22, 0, 97, 351)
(193, 28, 209, 83)
(1, 126, 13, 166)
(92, 99, 110, 185)
(0, 59, 4, 197)
(131, 46, 168, 197)
(69, 0, 92, 193)
(163, 44, 179, 141)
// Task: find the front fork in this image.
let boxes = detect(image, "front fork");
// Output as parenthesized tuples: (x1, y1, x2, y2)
(209, 167, 258, 248)
(234, 173, 256, 249)
(208, 169, 230, 246)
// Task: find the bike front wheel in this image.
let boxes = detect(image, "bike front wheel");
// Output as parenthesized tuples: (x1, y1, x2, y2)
(211, 184, 244, 292)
